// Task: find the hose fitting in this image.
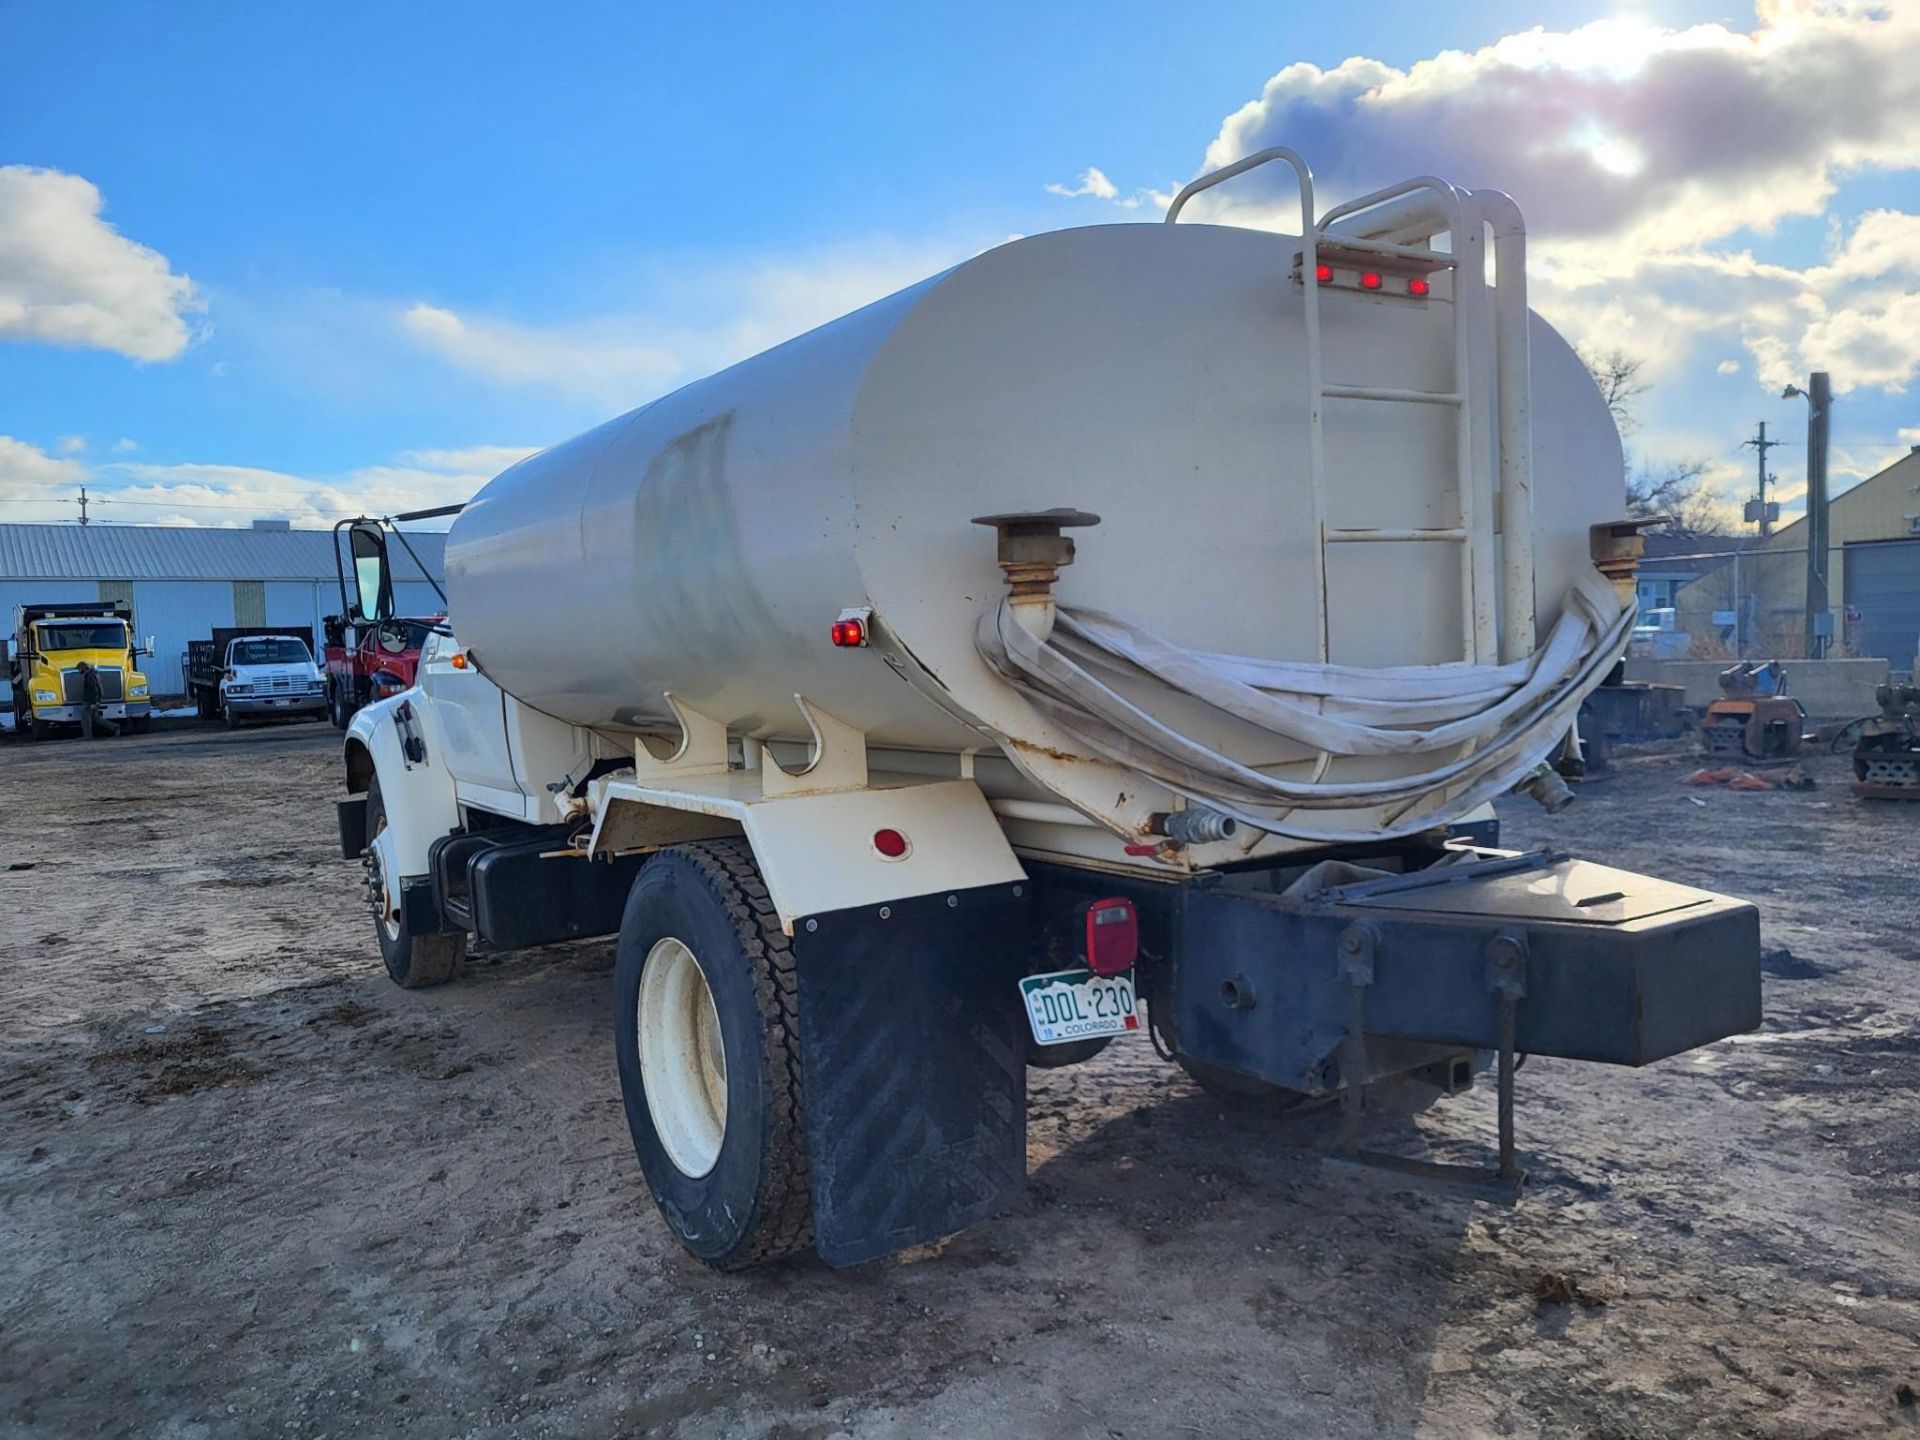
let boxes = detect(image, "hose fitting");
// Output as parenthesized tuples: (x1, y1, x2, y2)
(1150, 807, 1240, 845)
(1514, 762, 1575, 814)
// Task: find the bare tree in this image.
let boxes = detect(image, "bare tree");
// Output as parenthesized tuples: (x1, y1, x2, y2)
(1580, 346, 1649, 436)
(1626, 458, 1728, 535)
(1580, 347, 1728, 534)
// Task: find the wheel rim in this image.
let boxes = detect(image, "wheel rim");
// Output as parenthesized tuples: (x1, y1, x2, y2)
(365, 813, 401, 942)
(637, 936, 728, 1179)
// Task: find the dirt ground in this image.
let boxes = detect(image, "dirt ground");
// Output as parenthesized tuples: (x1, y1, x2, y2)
(0, 722, 1915, 1440)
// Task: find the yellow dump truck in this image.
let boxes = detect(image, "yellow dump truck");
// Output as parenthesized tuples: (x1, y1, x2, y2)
(7, 602, 153, 740)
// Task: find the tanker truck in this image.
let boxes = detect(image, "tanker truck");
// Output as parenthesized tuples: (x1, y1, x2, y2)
(335, 150, 1761, 1270)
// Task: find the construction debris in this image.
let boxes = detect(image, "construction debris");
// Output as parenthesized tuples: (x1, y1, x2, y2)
(1852, 682, 1920, 801)
(1702, 661, 1808, 762)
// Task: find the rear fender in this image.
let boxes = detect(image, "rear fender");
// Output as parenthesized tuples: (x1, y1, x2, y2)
(588, 776, 1026, 935)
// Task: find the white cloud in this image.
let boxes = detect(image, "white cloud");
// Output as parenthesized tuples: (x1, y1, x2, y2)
(398, 240, 971, 405)
(56, 434, 85, 454)
(0, 166, 201, 361)
(402, 303, 682, 400)
(1046, 167, 1119, 201)
(0, 440, 535, 528)
(0, 436, 86, 518)
(402, 443, 541, 473)
(112, 437, 137, 453)
(1717, 359, 1742, 375)
(1185, 6, 1920, 261)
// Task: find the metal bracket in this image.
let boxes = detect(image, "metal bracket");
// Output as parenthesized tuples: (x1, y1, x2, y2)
(1336, 923, 1377, 1156)
(1323, 923, 1528, 1205)
(760, 694, 869, 798)
(632, 692, 729, 780)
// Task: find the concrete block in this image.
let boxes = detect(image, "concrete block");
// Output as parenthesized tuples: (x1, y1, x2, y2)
(1622, 658, 1890, 719)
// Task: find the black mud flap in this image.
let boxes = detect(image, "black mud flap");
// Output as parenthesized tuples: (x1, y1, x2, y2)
(336, 795, 368, 860)
(793, 881, 1032, 1268)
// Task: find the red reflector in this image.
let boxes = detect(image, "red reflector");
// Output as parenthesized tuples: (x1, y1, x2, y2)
(1084, 898, 1139, 976)
(831, 619, 866, 648)
(1313, 263, 1334, 284)
(1359, 271, 1383, 291)
(872, 827, 909, 859)
(1408, 276, 1431, 297)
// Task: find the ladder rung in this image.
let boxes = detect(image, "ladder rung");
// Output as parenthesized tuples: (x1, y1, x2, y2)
(1312, 234, 1454, 266)
(1323, 384, 1463, 406)
(1326, 527, 1468, 544)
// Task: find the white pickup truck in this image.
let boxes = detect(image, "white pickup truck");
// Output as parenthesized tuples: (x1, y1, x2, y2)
(183, 627, 328, 728)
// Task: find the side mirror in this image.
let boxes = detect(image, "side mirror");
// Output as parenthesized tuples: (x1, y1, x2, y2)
(348, 521, 395, 623)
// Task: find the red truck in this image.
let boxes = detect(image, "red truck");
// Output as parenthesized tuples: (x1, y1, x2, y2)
(323, 514, 449, 729)
(321, 613, 439, 728)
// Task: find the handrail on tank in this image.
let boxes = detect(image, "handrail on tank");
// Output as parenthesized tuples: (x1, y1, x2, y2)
(1471, 189, 1537, 663)
(1163, 146, 1314, 227)
(1163, 147, 1330, 666)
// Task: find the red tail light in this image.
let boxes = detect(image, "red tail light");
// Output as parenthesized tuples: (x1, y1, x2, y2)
(1314, 262, 1334, 284)
(1083, 898, 1139, 976)
(871, 827, 909, 859)
(831, 618, 866, 648)
(1359, 271, 1383, 291)
(1408, 276, 1431, 297)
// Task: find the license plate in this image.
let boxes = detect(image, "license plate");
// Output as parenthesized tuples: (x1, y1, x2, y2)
(1019, 967, 1139, 1046)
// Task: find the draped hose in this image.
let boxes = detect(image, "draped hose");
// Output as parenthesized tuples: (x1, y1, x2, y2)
(975, 573, 1634, 845)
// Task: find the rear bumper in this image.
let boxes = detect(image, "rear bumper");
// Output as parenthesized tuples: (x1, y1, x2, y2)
(1167, 853, 1760, 1089)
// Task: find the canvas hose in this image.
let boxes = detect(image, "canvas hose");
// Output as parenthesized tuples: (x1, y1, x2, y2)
(976, 572, 1636, 845)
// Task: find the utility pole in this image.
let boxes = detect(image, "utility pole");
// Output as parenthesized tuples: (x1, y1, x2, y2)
(1800, 373, 1832, 657)
(1742, 422, 1783, 537)
(75, 486, 91, 526)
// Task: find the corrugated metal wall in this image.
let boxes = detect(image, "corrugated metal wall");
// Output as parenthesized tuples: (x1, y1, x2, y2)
(1845, 540, 1920, 670)
(131, 581, 236, 694)
(394, 582, 445, 617)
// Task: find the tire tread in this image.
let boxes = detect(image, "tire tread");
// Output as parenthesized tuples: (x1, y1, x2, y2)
(675, 838, 813, 1268)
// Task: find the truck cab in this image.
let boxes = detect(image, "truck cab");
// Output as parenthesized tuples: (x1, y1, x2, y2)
(321, 613, 440, 729)
(220, 634, 327, 727)
(8, 603, 152, 740)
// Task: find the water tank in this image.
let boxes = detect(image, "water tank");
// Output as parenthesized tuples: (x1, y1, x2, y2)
(447, 221, 1620, 829)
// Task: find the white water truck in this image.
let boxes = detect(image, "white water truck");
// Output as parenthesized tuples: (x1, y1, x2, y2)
(336, 150, 1760, 1269)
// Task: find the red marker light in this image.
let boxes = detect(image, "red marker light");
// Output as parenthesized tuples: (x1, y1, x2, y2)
(872, 828, 909, 859)
(1359, 271, 1384, 291)
(1314, 262, 1334, 284)
(1408, 276, 1431, 297)
(831, 618, 866, 648)
(1083, 898, 1139, 976)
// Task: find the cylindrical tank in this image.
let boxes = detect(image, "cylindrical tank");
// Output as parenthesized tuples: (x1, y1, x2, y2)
(447, 221, 1620, 813)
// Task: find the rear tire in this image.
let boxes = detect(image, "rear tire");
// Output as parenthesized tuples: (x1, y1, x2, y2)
(365, 777, 465, 988)
(329, 682, 352, 730)
(614, 839, 813, 1270)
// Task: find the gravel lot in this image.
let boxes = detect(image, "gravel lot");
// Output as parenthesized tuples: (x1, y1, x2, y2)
(0, 722, 1915, 1438)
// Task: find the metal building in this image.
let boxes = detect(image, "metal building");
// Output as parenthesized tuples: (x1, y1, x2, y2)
(0, 522, 446, 696)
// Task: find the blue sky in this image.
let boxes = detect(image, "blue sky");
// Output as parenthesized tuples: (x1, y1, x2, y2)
(2, 0, 1916, 528)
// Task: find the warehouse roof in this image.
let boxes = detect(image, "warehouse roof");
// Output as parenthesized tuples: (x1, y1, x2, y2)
(0, 523, 446, 583)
